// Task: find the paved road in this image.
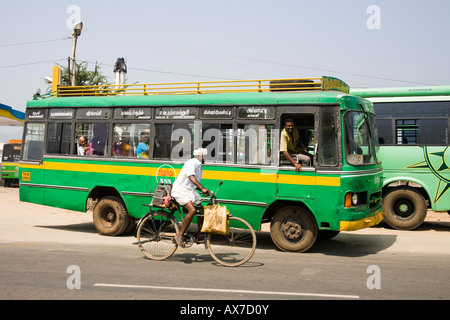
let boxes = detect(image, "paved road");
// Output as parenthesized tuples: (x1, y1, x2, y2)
(0, 186, 449, 304)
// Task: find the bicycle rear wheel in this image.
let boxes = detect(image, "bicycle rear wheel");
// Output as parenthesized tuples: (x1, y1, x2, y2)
(136, 211, 179, 260)
(206, 216, 256, 267)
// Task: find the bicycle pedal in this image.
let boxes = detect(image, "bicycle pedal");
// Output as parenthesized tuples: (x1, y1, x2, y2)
(183, 235, 194, 248)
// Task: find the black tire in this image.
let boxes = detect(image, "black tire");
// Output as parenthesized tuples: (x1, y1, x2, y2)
(92, 196, 130, 236)
(270, 206, 318, 252)
(383, 187, 427, 230)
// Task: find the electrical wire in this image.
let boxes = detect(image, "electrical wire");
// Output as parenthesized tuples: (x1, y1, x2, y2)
(0, 59, 67, 69)
(0, 37, 70, 48)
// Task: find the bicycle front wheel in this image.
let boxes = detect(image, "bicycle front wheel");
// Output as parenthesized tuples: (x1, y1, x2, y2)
(136, 211, 179, 260)
(206, 216, 256, 267)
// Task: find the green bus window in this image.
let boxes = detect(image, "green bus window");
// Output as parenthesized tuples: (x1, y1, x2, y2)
(419, 119, 448, 145)
(236, 124, 275, 165)
(47, 122, 71, 154)
(319, 108, 338, 166)
(396, 119, 418, 145)
(75, 123, 108, 156)
(344, 111, 375, 165)
(113, 123, 150, 158)
(375, 119, 393, 145)
(201, 123, 233, 164)
(153, 123, 193, 160)
(23, 123, 45, 161)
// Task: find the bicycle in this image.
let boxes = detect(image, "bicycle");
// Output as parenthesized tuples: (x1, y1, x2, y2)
(133, 183, 257, 267)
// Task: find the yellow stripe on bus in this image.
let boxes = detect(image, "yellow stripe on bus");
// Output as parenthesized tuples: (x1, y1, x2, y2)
(20, 161, 340, 187)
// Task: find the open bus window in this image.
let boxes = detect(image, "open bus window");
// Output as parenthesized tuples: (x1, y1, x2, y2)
(279, 114, 315, 167)
(344, 111, 375, 165)
(202, 123, 233, 164)
(112, 123, 150, 158)
(236, 124, 276, 165)
(75, 123, 108, 156)
(23, 123, 45, 161)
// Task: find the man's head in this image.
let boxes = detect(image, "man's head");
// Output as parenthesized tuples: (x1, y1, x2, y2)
(193, 148, 207, 164)
(140, 132, 149, 144)
(284, 119, 295, 134)
(79, 136, 87, 146)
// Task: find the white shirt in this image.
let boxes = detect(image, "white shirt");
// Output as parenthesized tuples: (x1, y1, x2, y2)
(173, 158, 203, 190)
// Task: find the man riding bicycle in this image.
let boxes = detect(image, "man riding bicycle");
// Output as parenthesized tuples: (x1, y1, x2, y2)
(171, 147, 210, 247)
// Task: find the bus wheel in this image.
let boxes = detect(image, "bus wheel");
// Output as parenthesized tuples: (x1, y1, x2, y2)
(270, 206, 318, 253)
(383, 187, 427, 230)
(93, 196, 130, 236)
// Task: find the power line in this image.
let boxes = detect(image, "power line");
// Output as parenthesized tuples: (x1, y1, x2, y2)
(0, 59, 67, 69)
(0, 37, 70, 48)
(87, 61, 236, 81)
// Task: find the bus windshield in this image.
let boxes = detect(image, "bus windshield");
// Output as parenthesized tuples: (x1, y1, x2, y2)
(344, 111, 376, 166)
(2, 143, 21, 162)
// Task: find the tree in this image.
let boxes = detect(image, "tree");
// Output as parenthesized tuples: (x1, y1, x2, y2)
(58, 61, 109, 86)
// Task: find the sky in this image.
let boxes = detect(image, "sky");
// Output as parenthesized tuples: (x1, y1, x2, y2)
(1, 0, 450, 140)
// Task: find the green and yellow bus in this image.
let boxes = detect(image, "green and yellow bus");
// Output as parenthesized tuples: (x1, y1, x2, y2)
(20, 76, 383, 252)
(351, 85, 450, 230)
(1, 139, 21, 187)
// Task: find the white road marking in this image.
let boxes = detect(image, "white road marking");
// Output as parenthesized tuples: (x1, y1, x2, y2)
(94, 283, 360, 299)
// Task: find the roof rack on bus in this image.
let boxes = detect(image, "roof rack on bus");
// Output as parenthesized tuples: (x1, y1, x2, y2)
(52, 76, 350, 98)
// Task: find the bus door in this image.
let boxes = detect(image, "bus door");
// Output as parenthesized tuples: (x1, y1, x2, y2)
(276, 111, 317, 202)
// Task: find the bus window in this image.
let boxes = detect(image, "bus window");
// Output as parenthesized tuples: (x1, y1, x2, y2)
(420, 119, 448, 145)
(236, 124, 275, 165)
(318, 108, 338, 166)
(23, 123, 45, 161)
(75, 123, 108, 156)
(47, 122, 71, 154)
(112, 123, 150, 158)
(396, 119, 418, 144)
(344, 111, 375, 165)
(202, 123, 233, 164)
(279, 113, 315, 167)
(153, 123, 193, 160)
(375, 119, 393, 145)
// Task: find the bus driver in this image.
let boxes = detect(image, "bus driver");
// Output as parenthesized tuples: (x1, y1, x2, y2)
(280, 119, 313, 172)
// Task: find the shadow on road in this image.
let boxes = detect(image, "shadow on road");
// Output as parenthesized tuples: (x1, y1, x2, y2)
(255, 230, 397, 257)
(35, 222, 98, 234)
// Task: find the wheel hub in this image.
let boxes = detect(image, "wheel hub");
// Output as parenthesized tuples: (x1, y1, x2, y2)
(282, 219, 302, 240)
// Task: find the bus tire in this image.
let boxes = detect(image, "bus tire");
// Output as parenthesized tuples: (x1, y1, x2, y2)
(93, 196, 130, 236)
(383, 187, 427, 230)
(270, 206, 318, 252)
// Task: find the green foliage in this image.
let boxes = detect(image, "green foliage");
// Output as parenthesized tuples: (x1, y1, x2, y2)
(58, 61, 109, 86)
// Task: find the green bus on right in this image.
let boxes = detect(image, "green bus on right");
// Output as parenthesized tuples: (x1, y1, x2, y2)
(351, 85, 450, 230)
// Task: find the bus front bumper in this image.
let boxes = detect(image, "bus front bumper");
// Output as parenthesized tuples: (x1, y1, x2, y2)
(339, 210, 383, 231)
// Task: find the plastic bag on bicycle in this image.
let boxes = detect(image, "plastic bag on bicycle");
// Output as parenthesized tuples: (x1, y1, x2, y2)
(201, 203, 229, 235)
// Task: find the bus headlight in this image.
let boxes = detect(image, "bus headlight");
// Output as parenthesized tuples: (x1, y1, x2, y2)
(344, 192, 367, 208)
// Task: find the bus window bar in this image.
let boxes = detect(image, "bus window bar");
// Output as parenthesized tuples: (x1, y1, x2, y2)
(53, 77, 350, 98)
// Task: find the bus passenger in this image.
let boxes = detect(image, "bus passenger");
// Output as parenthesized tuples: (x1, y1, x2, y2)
(280, 119, 313, 171)
(136, 132, 149, 158)
(114, 132, 132, 157)
(171, 148, 210, 248)
(78, 136, 92, 156)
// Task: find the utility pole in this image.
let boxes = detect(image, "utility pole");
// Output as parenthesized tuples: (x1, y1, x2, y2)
(71, 22, 83, 86)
